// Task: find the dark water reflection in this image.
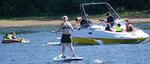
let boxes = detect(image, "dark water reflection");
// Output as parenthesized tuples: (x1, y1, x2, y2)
(0, 22, 150, 64)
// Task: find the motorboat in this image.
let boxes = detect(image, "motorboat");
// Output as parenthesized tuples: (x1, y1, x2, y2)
(72, 2, 149, 45)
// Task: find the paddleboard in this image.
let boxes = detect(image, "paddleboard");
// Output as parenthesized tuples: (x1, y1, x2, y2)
(53, 55, 83, 61)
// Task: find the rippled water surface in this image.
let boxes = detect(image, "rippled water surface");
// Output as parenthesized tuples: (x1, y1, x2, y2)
(0, 22, 150, 64)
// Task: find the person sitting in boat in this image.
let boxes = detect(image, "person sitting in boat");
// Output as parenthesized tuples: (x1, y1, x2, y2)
(3, 34, 12, 40)
(80, 17, 92, 28)
(105, 23, 113, 31)
(115, 24, 123, 32)
(125, 19, 135, 32)
(105, 12, 115, 27)
(74, 17, 82, 29)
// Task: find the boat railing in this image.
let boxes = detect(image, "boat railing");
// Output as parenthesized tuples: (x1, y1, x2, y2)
(80, 2, 121, 20)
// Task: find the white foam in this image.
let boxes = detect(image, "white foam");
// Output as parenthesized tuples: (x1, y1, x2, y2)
(47, 42, 61, 45)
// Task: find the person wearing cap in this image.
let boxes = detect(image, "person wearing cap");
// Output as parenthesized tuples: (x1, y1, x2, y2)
(55, 16, 76, 58)
(106, 12, 115, 27)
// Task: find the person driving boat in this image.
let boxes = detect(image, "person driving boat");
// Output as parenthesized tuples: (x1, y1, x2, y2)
(105, 12, 115, 27)
(105, 23, 113, 31)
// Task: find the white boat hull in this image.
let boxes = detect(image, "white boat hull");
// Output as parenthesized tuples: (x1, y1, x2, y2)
(72, 24, 149, 45)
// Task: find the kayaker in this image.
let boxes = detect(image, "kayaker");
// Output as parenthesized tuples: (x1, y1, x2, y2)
(3, 34, 12, 40)
(10, 32, 24, 41)
(105, 12, 115, 27)
(11, 32, 17, 39)
(115, 24, 123, 32)
(55, 16, 76, 58)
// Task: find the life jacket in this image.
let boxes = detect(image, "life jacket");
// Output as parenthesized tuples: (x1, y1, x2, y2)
(115, 26, 122, 32)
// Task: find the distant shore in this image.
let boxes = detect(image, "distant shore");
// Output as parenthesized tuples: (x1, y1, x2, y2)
(0, 18, 150, 28)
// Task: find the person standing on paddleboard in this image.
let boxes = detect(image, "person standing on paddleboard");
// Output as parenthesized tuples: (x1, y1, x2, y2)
(56, 16, 76, 58)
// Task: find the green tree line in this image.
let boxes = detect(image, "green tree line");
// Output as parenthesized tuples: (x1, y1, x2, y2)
(0, 0, 149, 17)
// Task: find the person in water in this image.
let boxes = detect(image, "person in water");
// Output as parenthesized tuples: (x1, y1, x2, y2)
(115, 24, 123, 32)
(125, 19, 135, 32)
(105, 12, 115, 27)
(56, 16, 76, 58)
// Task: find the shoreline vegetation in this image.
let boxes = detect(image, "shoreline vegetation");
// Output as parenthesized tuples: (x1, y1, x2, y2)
(0, 0, 149, 28)
(0, 11, 150, 28)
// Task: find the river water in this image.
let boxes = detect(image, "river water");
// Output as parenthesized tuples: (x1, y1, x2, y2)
(0, 22, 150, 64)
